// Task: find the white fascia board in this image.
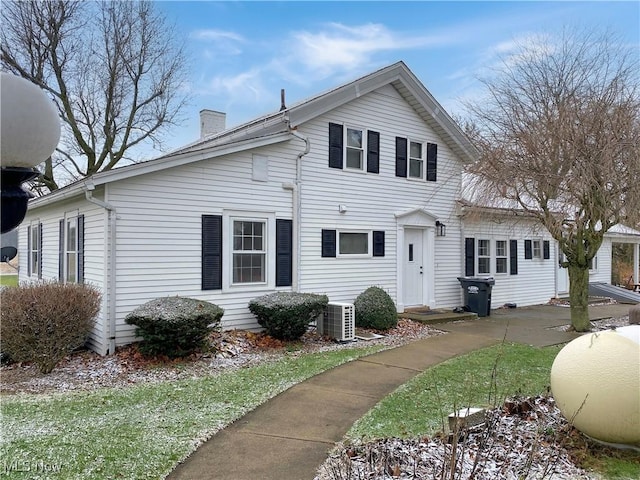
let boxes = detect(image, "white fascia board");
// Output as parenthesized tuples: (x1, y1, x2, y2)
(28, 132, 293, 210)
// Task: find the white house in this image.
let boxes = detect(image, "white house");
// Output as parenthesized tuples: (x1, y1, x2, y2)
(17, 61, 640, 355)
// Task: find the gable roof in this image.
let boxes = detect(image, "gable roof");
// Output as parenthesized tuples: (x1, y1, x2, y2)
(29, 61, 477, 209)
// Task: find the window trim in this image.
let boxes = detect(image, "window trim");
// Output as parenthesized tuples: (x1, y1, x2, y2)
(477, 238, 491, 275)
(344, 125, 366, 171)
(495, 239, 508, 274)
(59, 213, 83, 284)
(337, 230, 371, 257)
(408, 139, 425, 180)
(222, 211, 276, 291)
(28, 221, 42, 278)
(532, 239, 542, 259)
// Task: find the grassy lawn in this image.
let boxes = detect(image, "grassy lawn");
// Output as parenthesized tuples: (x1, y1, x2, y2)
(347, 343, 640, 479)
(1, 345, 383, 480)
(0, 275, 18, 287)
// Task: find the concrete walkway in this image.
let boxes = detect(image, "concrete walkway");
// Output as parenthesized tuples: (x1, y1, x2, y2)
(166, 303, 630, 480)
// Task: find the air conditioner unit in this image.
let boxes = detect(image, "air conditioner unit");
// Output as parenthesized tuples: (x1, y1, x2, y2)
(318, 302, 355, 342)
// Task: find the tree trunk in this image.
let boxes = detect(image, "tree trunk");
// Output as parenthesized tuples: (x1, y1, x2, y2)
(568, 265, 591, 331)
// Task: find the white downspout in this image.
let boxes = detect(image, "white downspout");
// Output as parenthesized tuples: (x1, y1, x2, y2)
(290, 128, 310, 292)
(83, 181, 117, 355)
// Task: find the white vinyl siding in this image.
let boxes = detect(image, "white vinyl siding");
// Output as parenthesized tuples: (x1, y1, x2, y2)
(297, 84, 464, 309)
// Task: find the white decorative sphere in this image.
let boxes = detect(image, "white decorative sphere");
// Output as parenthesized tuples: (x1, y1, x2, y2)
(1, 73, 61, 168)
(550, 325, 640, 447)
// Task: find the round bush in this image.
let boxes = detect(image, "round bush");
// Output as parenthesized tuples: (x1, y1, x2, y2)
(0, 280, 101, 373)
(125, 297, 223, 358)
(248, 292, 328, 340)
(354, 286, 398, 330)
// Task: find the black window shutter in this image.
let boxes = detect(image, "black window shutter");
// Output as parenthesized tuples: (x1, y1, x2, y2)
(321, 229, 336, 257)
(58, 219, 64, 281)
(524, 240, 533, 259)
(543, 240, 550, 260)
(510, 240, 518, 275)
(367, 130, 380, 174)
(328, 123, 343, 169)
(464, 237, 475, 276)
(202, 215, 223, 290)
(426, 143, 437, 182)
(27, 226, 32, 277)
(276, 219, 293, 287)
(372, 230, 385, 257)
(77, 215, 85, 284)
(395, 137, 407, 177)
(38, 222, 43, 279)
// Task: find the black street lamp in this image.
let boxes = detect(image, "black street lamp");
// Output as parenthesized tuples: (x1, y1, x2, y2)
(1, 73, 61, 233)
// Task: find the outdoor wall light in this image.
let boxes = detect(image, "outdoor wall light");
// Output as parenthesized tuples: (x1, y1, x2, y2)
(435, 220, 447, 237)
(338, 204, 348, 213)
(1, 73, 61, 233)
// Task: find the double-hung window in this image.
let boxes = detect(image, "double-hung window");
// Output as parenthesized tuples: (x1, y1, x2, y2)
(477, 239, 491, 274)
(408, 141, 424, 179)
(28, 222, 42, 278)
(59, 215, 84, 284)
(495, 240, 508, 274)
(345, 127, 364, 170)
(232, 219, 266, 284)
(532, 240, 542, 259)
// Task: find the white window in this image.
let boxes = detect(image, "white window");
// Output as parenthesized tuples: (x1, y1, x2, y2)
(66, 218, 78, 283)
(532, 240, 542, 259)
(495, 240, 508, 274)
(345, 127, 364, 170)
(589, 256, 598, 272)
(408, 141, 424, 179)
(232, 219, 266, 284)
(477, 239, 491, 274)
(28, 223, 41, 277)
(338, 231, 370, 255)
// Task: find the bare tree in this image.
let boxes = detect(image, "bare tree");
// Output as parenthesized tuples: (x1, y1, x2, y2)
(1, 0, 189, 191)
(465, 29, 640, 331)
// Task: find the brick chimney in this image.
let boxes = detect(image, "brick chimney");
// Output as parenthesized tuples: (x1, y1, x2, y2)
(200, 109, 226, 139)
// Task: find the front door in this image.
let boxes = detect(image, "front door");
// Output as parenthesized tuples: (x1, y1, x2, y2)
(557, 249, 569, 295)
(403, 228, 424, 306)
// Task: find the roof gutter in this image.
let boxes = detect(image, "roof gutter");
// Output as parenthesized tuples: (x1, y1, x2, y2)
(83, 180, 117, 355)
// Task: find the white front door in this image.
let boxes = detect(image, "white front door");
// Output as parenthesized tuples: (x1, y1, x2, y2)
(557, 249, 569, 295)
(403, 228, 424, 306)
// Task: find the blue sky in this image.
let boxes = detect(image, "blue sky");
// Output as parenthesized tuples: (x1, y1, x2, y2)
(151, 0, 640, 155)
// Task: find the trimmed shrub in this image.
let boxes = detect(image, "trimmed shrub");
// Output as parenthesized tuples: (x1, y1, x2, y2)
(354, 286, 398, 330)
(0, 280, 101, 373)
(248, 292, 329, 340)
(125, 296, 223, 358)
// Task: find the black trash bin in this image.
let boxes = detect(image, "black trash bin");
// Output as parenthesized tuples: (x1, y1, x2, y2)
(457, 277, 495, 317)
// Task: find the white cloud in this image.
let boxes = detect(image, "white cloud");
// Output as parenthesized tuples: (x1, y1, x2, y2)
(191, 29, 246, 57)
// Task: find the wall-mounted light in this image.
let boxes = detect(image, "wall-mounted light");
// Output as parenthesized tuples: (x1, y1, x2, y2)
(1, 73, 61, 233)
(338, 204, 347, 214)
(435, 220, 446, 237)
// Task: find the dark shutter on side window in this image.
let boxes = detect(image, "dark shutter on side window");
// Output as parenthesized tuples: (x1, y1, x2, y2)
(38, 223, 43, 279)
(373, 230, 385, 257)
(395, 137, 407, 177)
(426, 143, 438, 182)
(524, 240, 532, 259)
(328, 123, 343, 169)
(202, 215, 223, 290)
(464, 237, 475, 276)
(543, 240, 550, 260)
(276, 219, 293, 287)
(58, 219, 64, 281)
(27, 226, 32, 277)
(367, 130, 380, 174)
(77, 215, 85, 284)
(321, 229, 336, 257)
(510, 240, 518, 275)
